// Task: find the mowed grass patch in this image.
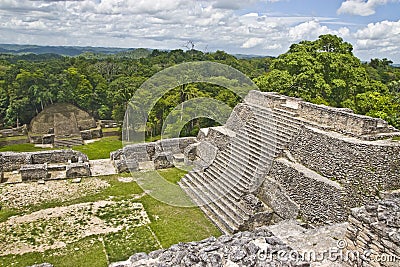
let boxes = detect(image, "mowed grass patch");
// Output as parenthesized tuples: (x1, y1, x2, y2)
(103, 226, 161, 263)
(72, 136, 122, 160)
(0, 237, 107, 267)
(140, 194, 221, 248)
(0, 169, 220, 266)
(157, 167, 188, 184)
(0, 174, 143, 223)
(0, 143, 51, 152)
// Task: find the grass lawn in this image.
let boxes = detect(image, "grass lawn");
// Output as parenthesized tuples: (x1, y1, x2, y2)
(0, 135, 28, 141)
(72, 136, 123, 160)
(101, 127, 119, 133)
(0, 143, 52, 152)
(157, 168, 188, 184)
(0, 170, 221, 267)
(393, 136, 400, 141)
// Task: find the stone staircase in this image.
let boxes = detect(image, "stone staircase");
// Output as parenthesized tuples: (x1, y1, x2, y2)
(54, 137, 83, 148)
(179, 103, 303, 234)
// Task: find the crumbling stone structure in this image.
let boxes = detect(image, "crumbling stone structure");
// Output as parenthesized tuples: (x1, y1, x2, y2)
(20, 164, 49, 181)
(110, 137, 196, 172)
(179, 90, 400, 233)
(28, 103, 102, 147)
(0, 150, 90, 182)
(345, 192, 400, 267)
(110, 227, 310, 267)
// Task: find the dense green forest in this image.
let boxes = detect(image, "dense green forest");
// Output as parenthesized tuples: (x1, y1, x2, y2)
(0, 34, 399, 137)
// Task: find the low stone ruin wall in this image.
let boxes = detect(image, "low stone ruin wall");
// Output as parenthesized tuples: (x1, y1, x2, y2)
(110, 137, 196, 173)
(99, 120, 118, 128)
(259, 158, 348, 224)
(20, 164, 49, 181)
(111, 137, 197, 162)
(244, 90, 397, 136)
(0, 150, 89, 172)
(0, 125, 28, 137)
(298, 101, 390, 136)
(288, 127, 400, 207)
(110, 227, 310, 267)
(345, 192, 400, 266)
(80, 127, 103, 140)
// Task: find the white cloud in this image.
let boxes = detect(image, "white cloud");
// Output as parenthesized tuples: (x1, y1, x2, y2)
(0, 0, 399, 62)
(337, 0, 400, 16)
(241, 37, 264, 48)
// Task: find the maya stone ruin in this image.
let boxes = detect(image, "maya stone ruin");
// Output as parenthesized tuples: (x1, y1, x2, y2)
(4, 91, 399, 266)
(111, 90, 400, 266)
(28, 103, 102, 147)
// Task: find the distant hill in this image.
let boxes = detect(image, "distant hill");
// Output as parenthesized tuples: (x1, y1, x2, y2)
(0, 44, 273, 60)
(0, 44, 151, 57)
(233, 53, 272, 59)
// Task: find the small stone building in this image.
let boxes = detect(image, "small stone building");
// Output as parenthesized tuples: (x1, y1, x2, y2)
(29, 103, 102, 146)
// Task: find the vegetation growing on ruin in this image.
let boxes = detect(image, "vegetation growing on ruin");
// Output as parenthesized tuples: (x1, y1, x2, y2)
(72, 136, 123, 160)
(255, 35, 400, 128)
(1, 35, 398, 135)
(0, 171, 220, 266)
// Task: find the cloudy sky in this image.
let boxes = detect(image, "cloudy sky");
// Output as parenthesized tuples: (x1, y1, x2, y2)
(0, 0, 399, 62)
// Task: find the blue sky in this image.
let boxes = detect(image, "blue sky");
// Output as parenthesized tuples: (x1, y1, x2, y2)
(0, 0, 399, 62)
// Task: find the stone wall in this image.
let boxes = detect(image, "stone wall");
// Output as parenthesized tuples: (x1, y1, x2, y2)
(20, 164, 48, 181)
(259, 158, 348, 224)
(225, 103, 254, 133)
(0, 125, 28, 137)
(110, 227, 310, 267)
(112, 137, 196, 162)
(0, 150, 89, 172)
(345, 192, 400, 266)
(244, 90, 398, 136)
(30, 103, 96, 135)
(288, 127, 400, 207)
(0, 154, 3, 181)
(197, 126, 235, 151)
(298, 101, 390, 136)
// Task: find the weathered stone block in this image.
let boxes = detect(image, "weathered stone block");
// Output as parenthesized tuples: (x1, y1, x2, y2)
(196, 141, 218, 166)
(66, 163, 91, 178)
(154, 152, 174, 169)
(90, 128, 103, 139)
(80, 130, 92, 140)
(110, 149, 123, 161)
(42, 134, 54, 144)
(257, 177, 300, 220)
(184, 143, 199, 164)
(20, 164, 48, 181)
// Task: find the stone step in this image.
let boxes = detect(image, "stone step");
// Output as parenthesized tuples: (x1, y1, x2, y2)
(274, 108, 298, 118)
(216, 151, 271, 179)
(218, 149, 270, 174)
(231, 136, 281, 158)
(230, 141, 278, 162)
(250, 104, 301, 122)
(181, 175, 242, 231)
(243, 123, 296, 147)
(54, 138, 83, 148)
(250, 108, 301, 128)
(213, 152, 260, 180)
(204, 163, 249, 196)
(238, 125, 290, 149)
(179, 179, 235, 234)
(248, 116, 300, 137)
(209, 159, 252, 192)
(189, 171, 251, 220)
(198, 169, 245, 203)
